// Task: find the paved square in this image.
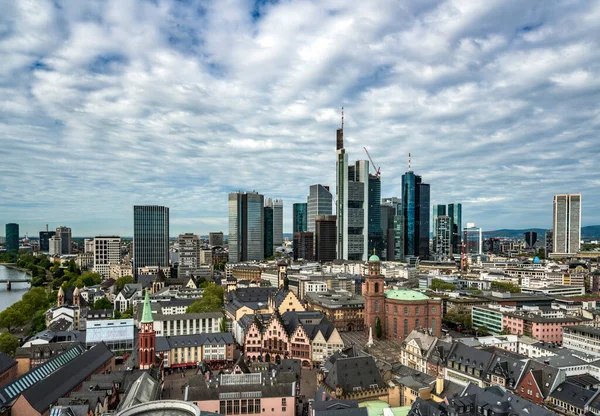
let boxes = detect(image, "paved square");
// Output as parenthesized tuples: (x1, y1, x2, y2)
(341, 332, 404, 364)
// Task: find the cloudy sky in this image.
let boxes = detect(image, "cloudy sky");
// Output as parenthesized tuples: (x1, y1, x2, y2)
(1, 0, 599, 237)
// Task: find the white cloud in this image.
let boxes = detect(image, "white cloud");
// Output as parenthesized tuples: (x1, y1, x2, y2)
(0, 0, 599, 237)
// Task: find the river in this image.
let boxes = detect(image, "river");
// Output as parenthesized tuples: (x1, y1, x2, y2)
(0, 265, 31, 312)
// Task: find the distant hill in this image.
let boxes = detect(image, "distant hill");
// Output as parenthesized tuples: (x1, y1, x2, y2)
(483, 225, 600, 239)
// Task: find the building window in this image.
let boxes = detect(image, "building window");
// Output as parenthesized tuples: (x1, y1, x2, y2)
(416, 319, 420, 329)
(404, 319, 408, 336)
(375, 301, 380, 313)
(404, 307, 408, 314)
(431, 318, 435, 330)
(375, 283, 379, 293)
(394, 318, 397, 334)
(415, 306, 419, 314)
(432, 306, 436, 314)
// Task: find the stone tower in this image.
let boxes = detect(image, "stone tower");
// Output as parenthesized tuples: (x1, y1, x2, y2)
(57, 286, 65, 307)
(138, 289, 156, 370)
(277, 260, 288, 289)
(363, 252, 385, 337)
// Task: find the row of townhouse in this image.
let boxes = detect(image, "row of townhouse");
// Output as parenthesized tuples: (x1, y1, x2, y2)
(238, 310, 343, 368)
(400, 329, 600, 415)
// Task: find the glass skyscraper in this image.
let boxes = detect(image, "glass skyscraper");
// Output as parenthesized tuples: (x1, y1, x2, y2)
(447, 203, 462, 254)
(368, 174, 383, 256)
(5, 223, 19, 252)
(133, 205, 169, 276)
(401, 171, 430, 259)
(264, 205, 273, 258)
(228, 192, 265, 262)
(308, 184, 332, 233)
(293, 203, 308, 233)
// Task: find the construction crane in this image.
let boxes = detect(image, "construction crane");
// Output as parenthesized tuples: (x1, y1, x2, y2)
(363, 147, 381, 177)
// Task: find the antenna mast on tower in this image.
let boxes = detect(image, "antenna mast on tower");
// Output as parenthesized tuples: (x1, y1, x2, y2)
(408, 153, 411, 171)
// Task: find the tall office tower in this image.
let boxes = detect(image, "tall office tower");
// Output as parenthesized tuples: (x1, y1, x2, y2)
(434, 216, 452, 258)
(133, 205, 170, 277)
(177, 233, 200, 278)
(315, 215, 337, 262)
(524, 231, 538, 249)
(55, 226, 72, 255)
(308, 185, 333, 233)
(5, 223, 19, 252)
(432, 205, 446, 253)
(49, 235, 62, 256)
(393, 215, 404, 261)
(293, 232, 314, 261)
(545, 230, 553, 256)
(368, 174, 384, 257)
(264, 204, 274, 258)
(380, 204, 396, 261)
(346, 160, 369, 261)
(272, 199, 283, 252)
(553, 194, 582, 255)
(464, 223, 482, 255)
(39, 230, 56, 252)
(336, 113, 349, 260)
(401, 167, 430, 259)
(209, 232, 224, 247)
(447, 203, 462, 254)
(293, 203, 308, 233)
(93, 236, 121, 279)
(229, 192, 264, 263)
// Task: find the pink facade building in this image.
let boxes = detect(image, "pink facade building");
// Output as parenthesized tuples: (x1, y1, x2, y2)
(502, 314, 585, 343)
(188, 372, 295, 416)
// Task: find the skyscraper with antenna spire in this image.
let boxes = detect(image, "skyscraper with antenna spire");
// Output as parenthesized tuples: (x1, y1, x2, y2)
(335, 108, 369, 261)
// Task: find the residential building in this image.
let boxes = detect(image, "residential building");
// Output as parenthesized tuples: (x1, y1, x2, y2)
(305, 290, 364, 332)
(156, 332, 235, 368)
(563, 325, 600, 356)
(293, 232, 314, 261)
(84, 238, 94, 253)
(178, 233, 200, 277)
(208, 232, 224, 247)
(308, 184, 333, 233)
(5, 223, 18, 252)
(135, 306, 222, 337)
(199, 248, 212, 265)
(502, 311, 587, 343)
(471, 306, 504, 334)
(110, 263, 133, 279)
(133, 205, 169, 277)
(0, 353, 17, 388)
(401, 168, 430, 259)
(56, 225, 72, 255)
(553, 194, 582, 255)
(363, 254, 442, 341)
(229, 192, 264, 262)
(272, 199, 283, 253)
(49, 235, 62, 256)
(39, 230, 55, 252)
(14, 342, 79, 375)
(293, 203, 307, 233)
(93, 236, 121, 279)
(521, 285, 585, 297)
(315, 215, 336, 262)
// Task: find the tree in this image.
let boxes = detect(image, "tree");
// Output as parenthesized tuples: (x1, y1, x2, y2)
(79, 271, 102, 288)
(122, 308, 133, 319)
(186, 296, 222, 313)
(0, 309, 26, 333)
(219, 317, 228, 333)
(430, 278, 457, 291)
(375, 317, 382, 338)
(30, 310, 46, 334)
(499, 327, 512, 335)
(443, 306, 472, 330)
(476, 325, 490, 336)
(93, 298, 112, 310)
(0, 332, 19, 356)
(22, 287, 49, 311)
(491, 281, 521, 293)
(115, 276, 134, 292)
(114, 310, 122, 319)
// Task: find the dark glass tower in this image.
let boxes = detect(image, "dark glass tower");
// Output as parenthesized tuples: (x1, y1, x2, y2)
(293, 203, 308, 233)
(5, 223, 19, 252)
(447, 203, 462, 254)
(264, 205, 274, 258)
(133, 206, 169, 277)
(401, 171, 430, 259)
(368, 174, 383, 256)
(39, 231, 56, 252)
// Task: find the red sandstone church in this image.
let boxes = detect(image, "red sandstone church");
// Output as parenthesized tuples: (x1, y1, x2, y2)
(363, 253, 443, 341)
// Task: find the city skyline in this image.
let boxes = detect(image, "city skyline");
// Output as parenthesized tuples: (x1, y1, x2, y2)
(1, 1, 599, 237)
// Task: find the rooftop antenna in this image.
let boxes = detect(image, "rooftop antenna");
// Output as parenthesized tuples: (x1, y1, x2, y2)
(341, 107, 344, 130)
(408, 153, 411, 171)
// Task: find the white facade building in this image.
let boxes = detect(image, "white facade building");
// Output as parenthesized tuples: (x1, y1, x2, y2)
(93, 236, 121, 279)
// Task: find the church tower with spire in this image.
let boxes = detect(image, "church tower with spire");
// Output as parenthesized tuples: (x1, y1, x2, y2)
(138, 289, 156, 370)
(363, 251, 385, 337)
